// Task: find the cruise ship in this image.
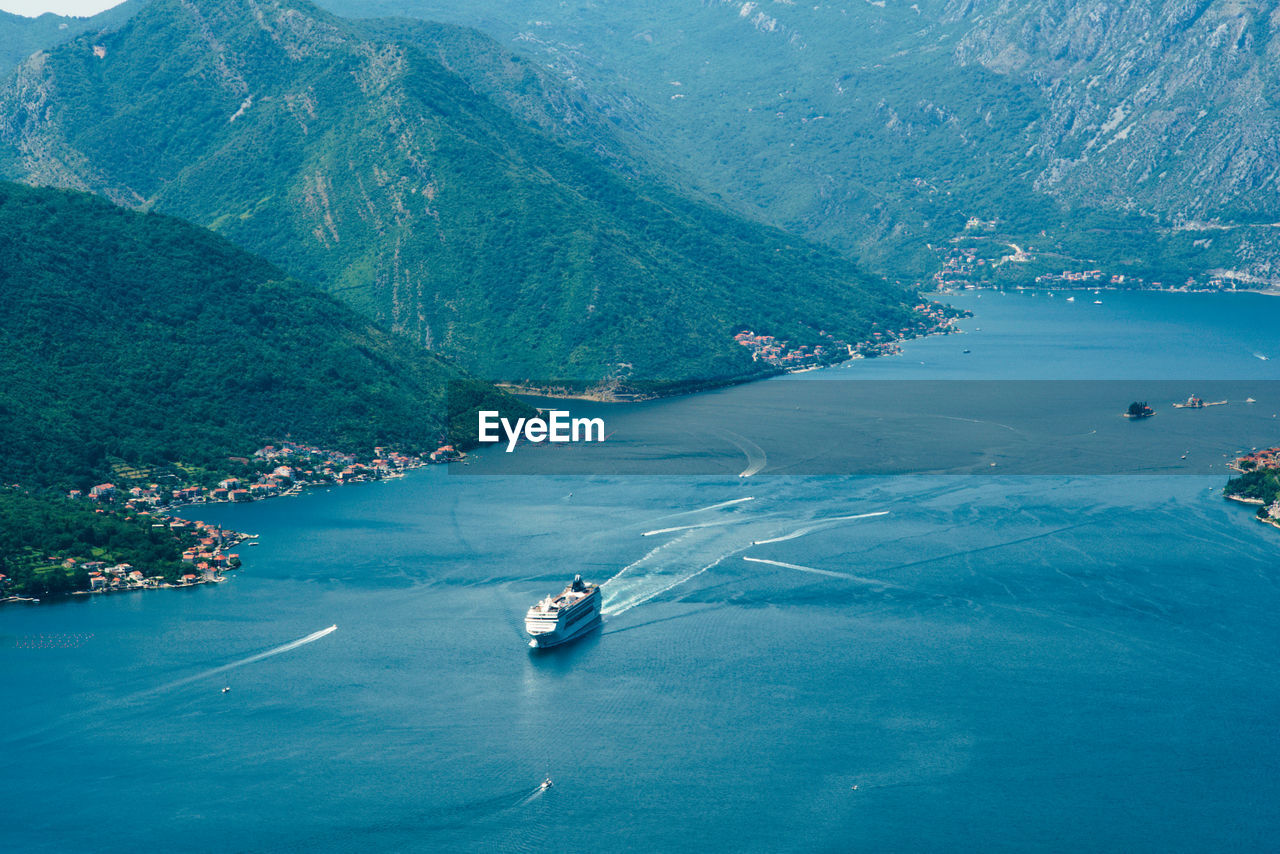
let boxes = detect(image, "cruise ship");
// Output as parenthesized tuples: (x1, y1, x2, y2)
(525, 575, 602, 648)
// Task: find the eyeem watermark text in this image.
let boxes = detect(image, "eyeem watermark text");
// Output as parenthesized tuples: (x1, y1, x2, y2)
(478, 410, 606, 452)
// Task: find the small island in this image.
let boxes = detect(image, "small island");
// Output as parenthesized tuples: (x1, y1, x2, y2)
(1172, 395, 1227, 409)
(1125, 401, 1156, 419)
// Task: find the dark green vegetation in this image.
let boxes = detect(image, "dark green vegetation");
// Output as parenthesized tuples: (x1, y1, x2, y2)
(0, 181, 514, 492)
(0, 490, 188, 595)
(0, 0, 921, 388)
(1225, 469, 1280, 507)
(0, 3, 138, 72)
(319, 0, 1263, 286)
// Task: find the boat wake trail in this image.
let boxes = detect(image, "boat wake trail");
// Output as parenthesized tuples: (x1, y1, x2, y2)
(600, 534, 690, 588)
(743, 557, 901, 588)
(743, 556, 854, 579)
(751, 511, 889, 545)
(606, 505, 892, 617)
(641, 517, 758, 537)
(640, 497, 761, 537)
(604, 524, 753, 616)
(145, 625, 338, 696)
(518, 782, 553, 806)
(688, 496, 756, 514)
(606, 552, 736, 617)
(634, 496, 755, 533)
(713, 428, 767, 477)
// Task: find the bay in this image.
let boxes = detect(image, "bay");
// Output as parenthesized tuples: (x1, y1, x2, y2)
(3, 291, 1279, 852)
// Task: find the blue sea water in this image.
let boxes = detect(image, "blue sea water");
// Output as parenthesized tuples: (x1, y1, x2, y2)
(3, 291, 1280, 852)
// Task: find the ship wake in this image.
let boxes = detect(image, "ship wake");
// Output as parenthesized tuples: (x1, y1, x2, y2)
(603, 501, 891, 617)
(145, 624, 338, 696)
(603, 525, 751, 617)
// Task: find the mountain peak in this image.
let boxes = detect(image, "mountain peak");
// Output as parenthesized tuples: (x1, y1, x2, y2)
(125, 0, 349, 72)
(0, 0, 919, 388)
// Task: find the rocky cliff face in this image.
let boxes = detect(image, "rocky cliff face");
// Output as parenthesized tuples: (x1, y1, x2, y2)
(944, 0, 1280, 278)
(318, 0, 1280, 283)
(947, 0, 1280, 220)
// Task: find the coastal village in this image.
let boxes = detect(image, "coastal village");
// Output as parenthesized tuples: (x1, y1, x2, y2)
(733, 302, 960, 367)
(4, 302, 960, 604)
(69, 441, 453, 511)
(1, 441, 459, 604)
(930, 236, 1248, 293)
(1225, 446, 1280, 530)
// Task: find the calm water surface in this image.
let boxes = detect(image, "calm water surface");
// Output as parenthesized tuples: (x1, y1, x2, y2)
(3, 291, 1279, 852)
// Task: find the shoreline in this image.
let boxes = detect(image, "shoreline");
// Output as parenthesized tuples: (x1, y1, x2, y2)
(501, 316, 961, 403)
(3, 454, 447, 607)
(498, 370, 779, 404)
(934, 283, 1280, 297)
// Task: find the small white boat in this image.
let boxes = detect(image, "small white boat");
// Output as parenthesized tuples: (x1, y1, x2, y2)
(1093, 299, 1103, 305)
(1066, 296, 1075, 302)
(540, 777, 553, 791)
(1246, 397, 1257, 404)
(221, 686, 231, 694)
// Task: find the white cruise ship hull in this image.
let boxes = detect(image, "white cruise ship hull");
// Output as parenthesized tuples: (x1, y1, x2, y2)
(527, 610, 602, 648)
(526, 580, 602, 648)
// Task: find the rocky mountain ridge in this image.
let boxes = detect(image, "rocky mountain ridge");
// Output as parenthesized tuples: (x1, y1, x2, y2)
(0, 0, 921, 388)
(324, 0, 1280, 284)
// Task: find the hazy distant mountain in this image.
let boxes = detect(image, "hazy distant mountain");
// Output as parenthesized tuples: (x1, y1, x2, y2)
(321, 0, 1276, 284)
(0, 1, 138, 71)
(0, 0, 920, 389)
(945, 0, 1280, 281)
(0, 180, 511, 490)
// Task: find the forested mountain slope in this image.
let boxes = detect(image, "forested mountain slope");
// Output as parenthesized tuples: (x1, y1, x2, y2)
(0, 0, 921, 388)
(323, 0, 1277, 285)
(0, 181, 510, 491)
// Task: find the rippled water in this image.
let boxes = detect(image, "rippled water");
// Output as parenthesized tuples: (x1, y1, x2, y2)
(3, 291, 1279, 852)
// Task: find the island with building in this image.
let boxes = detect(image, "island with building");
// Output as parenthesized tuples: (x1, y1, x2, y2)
(1125, 401, 1156, 419)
